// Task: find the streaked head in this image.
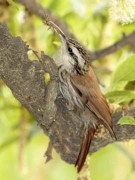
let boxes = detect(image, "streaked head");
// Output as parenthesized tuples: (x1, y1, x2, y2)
(48, 21, 89, 74)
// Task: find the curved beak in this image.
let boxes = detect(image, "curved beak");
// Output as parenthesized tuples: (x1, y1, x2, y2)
(46, 21, 66, 45)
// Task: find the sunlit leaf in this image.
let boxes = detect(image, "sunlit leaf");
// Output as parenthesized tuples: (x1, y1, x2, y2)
(110, 54, 135, 89)
(118, 116, 135, 125)
(105, 90, 135, 104)
(105, 90, 135, 99)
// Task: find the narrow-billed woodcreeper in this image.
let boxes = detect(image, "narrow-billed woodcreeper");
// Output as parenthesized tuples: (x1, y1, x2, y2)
(47, 21, 116, 172)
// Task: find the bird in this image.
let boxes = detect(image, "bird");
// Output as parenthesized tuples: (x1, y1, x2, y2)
(46, 20, 116, 172)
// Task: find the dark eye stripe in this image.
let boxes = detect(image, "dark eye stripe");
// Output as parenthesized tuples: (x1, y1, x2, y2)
(68, 47, 72, 53)
(70, 51, 78, 63)
(67, 45, 78, 63)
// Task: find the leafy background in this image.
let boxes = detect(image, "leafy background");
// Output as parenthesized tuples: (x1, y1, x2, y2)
(0, 0, 135, 180)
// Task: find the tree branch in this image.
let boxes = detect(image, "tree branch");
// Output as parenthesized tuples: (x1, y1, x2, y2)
(0, 23, 135, 166)
(90, 32, 135, 61)
(16, 0, 76, 39)
(15, 0, 135, 61)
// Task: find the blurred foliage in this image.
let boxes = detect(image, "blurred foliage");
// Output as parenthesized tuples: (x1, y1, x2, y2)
(0, 0, 135, 180)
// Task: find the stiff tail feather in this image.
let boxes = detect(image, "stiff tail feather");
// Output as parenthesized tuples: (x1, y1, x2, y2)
(75, 127, 96, 172)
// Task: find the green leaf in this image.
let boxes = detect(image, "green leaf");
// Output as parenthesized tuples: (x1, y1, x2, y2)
(110, 81, 127, 91)
(105, 90, 135, 104)
(110, 54, 135, 89)
(105, 90, 135, 99)
(118, 116, 135, 125)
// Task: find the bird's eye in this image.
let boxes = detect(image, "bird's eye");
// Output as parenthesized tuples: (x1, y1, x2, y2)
(68, 47, 72, 53)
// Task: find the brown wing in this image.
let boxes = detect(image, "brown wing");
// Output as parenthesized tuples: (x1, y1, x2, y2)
(71, 67, 116, 172)
(71, 66, 115, 136)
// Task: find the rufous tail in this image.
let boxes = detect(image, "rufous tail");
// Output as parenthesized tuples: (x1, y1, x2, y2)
(75, 127, 96, 172)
